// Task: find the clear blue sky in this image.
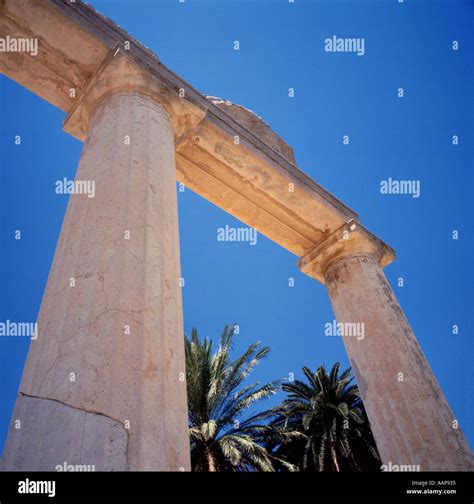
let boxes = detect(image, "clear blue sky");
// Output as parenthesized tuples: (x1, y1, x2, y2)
(1, 0, 473, 454)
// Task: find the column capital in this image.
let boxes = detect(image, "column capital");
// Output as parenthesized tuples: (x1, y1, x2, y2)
(297, 219, 395, 284)
(63, 44, 206, 142)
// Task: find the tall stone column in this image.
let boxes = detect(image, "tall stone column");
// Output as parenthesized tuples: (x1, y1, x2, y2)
(1, 87, 191, 470)
(298, 220, 473, 471)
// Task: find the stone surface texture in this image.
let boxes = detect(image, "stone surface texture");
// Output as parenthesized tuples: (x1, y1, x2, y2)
(2, 92, 190, 471)
(1, 394, 128, 471)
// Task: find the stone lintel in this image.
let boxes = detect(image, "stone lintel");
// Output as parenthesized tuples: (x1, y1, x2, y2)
(297, 219, 396, 284)
(63, 45, 206, 141)
(0, 0, 362, 259)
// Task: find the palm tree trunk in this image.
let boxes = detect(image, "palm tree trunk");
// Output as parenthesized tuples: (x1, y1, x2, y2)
(331, 447, 340, 472)
(205, 447, 216, 472)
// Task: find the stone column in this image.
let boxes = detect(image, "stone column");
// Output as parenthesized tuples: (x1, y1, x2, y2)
(298, 220, 473, 471)
(1, 90, 191, 471)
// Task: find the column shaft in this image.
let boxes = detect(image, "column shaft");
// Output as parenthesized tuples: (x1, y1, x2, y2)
(2, 92, 190, 471)
(325, 254, 473, 471)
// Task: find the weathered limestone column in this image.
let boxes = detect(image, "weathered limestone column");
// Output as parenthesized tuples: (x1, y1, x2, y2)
(1, 52, 195, 470)
(298, 220, 473, 471)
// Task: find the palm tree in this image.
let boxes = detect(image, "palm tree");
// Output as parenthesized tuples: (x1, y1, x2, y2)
(185, 325, 283, 471)
(270, 362, 380, 471)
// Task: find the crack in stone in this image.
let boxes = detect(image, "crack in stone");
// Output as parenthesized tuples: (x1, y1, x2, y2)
(19, 391, 130, 461)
